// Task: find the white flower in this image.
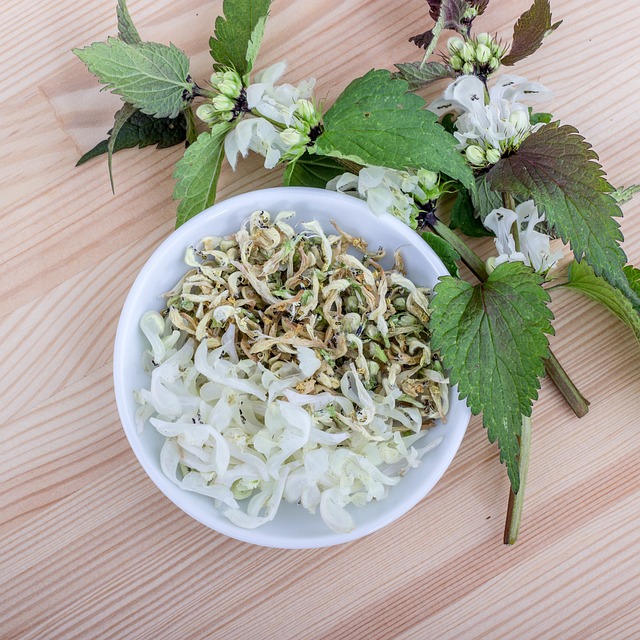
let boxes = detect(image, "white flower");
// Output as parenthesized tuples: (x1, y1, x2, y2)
(223, 62, 317, 170)
(428, 74, 552, 163)
(224, 118, 281, 169)
(327, 166, 440, 229)
(246, 62, 316, 128)
(484, 200, 563, 273)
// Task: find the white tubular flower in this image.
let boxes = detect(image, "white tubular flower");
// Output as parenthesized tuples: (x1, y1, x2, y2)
(328, 167, 418, 227)
(246, 62, 316, 127)
(428, 74, 552, 166)
(484, 200, 563, 273)
(327, 166, 441, 229)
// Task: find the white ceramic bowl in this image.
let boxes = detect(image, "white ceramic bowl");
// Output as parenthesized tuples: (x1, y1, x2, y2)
(113, 187, 470, 548)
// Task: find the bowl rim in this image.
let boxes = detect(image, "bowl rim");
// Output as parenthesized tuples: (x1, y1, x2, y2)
(113, 186, 470, 548)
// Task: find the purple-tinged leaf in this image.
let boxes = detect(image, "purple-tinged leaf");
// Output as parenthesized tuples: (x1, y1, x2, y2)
(487, 122, 640, 311)
(410, 0, 489, 49)
(502, 0, 562, 66)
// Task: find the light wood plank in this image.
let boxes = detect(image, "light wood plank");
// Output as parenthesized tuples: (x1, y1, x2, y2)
(2, 0, 640, 639)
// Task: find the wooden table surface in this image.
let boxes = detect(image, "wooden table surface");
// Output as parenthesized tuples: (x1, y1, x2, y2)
(2, 0, 640, 638)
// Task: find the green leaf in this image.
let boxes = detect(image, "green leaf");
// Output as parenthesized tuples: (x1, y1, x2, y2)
(116, 0, 142, 45)
(563, 260, 640, 342)
(185, 106, 198, 145)
(315, 69, 475, 193)
(529, 111, 552, 125)
(209, 0, 271, 80)
(450, 188, 493, 237)
(173, 123, 232, 227)
(472, 172, 503, 220)
(441, 113, 456, 134)
(430, 261, 554, 492)
(107, 103, 137, 193)
(611, 184, 640, 205)
(487, 122, 640, 312)
(394, 62, 455, 90)
(76, 109, 187, 166)
(283, 153, 344, 188)
(245, 16, 268, 77)
(502, 0, 562, 66)
(74, 38, 195, 118)
(624, 265, 640, 298)
(422, 232, 460, 277)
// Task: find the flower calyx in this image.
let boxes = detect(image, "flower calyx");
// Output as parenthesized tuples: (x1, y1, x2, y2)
(447, 33, 507, 80)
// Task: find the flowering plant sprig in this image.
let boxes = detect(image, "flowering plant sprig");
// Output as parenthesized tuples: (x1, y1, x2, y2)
(74, 0, 640, 544)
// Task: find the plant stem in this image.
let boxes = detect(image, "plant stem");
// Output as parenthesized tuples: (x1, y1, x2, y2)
(193, 85, 216, 99)
(250, 108, 284, 129)
(336, 158, 364, 175)
(504, 415, 531, 545)
(427, 216, 489, 280)
(419, 11, 446, 69)
(502, 192, 516, 210)
(544, 350, 590, 418)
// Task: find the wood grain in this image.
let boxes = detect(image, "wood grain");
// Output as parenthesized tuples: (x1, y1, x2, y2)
(1, 1, 639, 638)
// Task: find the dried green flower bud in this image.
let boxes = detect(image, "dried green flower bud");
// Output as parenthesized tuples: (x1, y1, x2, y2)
(393, 297, 406, 310)
(343, 312, 361, 333)
(345, 296, 359, 312)
(465, 144, 486, 166)
(365, 324, 380, 340)
(398, 313, 418, 327)
(368, 342, 389, 363)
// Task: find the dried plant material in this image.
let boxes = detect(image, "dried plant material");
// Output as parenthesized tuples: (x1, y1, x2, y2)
(136, 211, 449, 532)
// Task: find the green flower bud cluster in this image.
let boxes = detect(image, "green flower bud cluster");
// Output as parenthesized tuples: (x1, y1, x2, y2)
(447, 33, 506, 78)
(196, 69, 245, 125)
